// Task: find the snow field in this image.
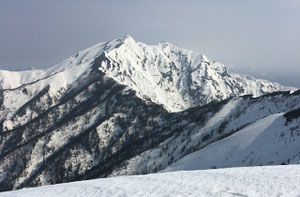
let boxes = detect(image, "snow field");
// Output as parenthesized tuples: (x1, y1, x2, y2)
(1, 165, 300, 197)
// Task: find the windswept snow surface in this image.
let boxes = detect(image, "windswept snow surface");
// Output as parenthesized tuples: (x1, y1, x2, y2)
(1, 165, 300, 197)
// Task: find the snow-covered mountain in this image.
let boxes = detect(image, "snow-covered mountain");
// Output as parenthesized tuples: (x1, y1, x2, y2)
(0, 35, 294, 113)
(0, 35, 299, 192)
(1, 165, 300, 197)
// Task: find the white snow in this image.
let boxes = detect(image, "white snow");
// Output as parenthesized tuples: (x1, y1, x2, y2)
(199, 98, 240, 133)
(165, 113, 300, 171)
(99, 36, 295, 112)
(1, 165, 300, 197)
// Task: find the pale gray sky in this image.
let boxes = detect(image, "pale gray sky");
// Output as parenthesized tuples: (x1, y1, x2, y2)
(0, 0, 299, 84)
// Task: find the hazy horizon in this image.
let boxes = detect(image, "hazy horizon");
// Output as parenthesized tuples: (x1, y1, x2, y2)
(0, 0, 299, 86)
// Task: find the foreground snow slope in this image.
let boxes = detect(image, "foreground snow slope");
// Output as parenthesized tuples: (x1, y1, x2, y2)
(1, 165, 300, 197)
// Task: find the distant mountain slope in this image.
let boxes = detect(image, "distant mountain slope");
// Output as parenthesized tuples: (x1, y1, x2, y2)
(165, 112, 300, 172)
(1, 165, 300, 197)
(110, 91, 300, 176)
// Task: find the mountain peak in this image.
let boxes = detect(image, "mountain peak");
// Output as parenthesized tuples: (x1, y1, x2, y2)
(116, 35, 136, 46)
(122, 35, 135, 42)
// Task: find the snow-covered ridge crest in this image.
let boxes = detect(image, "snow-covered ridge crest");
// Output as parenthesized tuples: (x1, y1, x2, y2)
(0, 35, 296, 112)
(97, 35, 295, 111)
